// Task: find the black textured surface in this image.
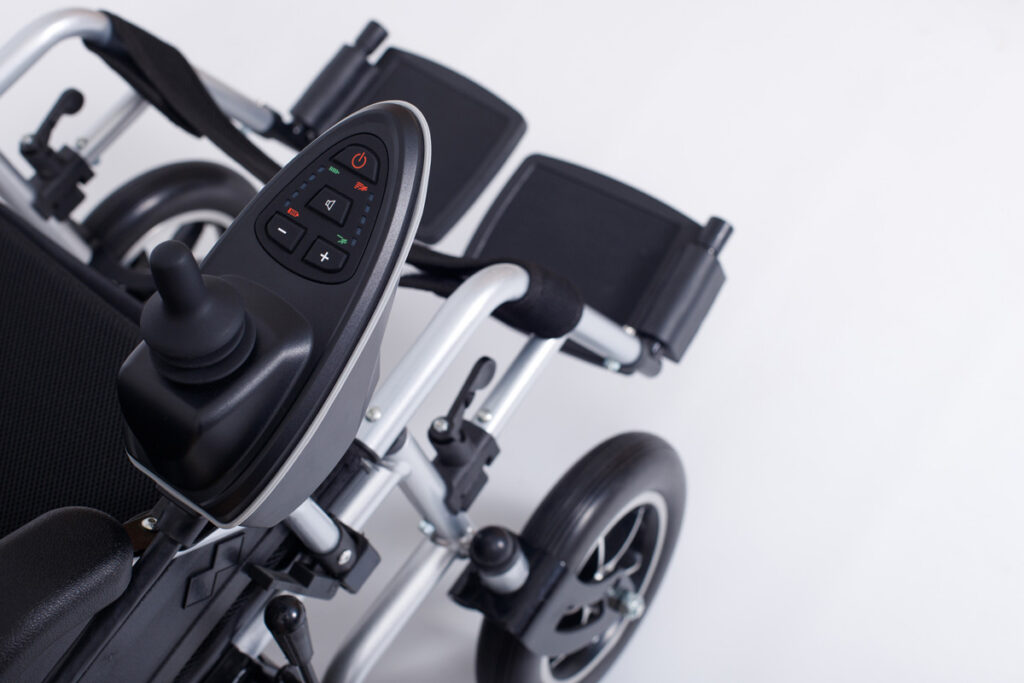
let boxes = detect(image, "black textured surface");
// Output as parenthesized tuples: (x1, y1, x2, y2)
(0, 207, 157, 539)
(0, 507, 133, 681)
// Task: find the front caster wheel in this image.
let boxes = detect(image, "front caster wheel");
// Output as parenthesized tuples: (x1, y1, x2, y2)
(476, 432, 686, 683)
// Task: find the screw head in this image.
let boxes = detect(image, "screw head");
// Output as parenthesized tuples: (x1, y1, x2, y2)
(365, 406, 382, 422)
(431, 417, 449, 433)
(603, 359, 622, 372)
(141, 516, 158, 531)
(338, 548, 353, 566)
(418, 519, 436, 537)
(476, 409, 494, 424)
(623, 325, 637, 337)
(610, 587, 646, 621)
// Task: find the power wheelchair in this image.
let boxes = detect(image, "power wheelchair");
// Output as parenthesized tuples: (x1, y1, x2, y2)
(0, 9, 732, 683)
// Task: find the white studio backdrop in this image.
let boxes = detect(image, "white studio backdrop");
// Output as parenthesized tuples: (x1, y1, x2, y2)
(2, 1, 1022, 681)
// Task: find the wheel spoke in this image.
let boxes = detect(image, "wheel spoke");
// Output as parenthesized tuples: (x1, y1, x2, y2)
(601, 508, 645, 576)
(591, 536, 607, 580)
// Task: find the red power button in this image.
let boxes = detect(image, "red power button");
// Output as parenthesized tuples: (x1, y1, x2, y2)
(335, 146, 378, 182)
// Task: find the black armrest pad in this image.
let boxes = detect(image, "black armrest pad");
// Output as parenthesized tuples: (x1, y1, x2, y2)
(0, 507, 133, 680)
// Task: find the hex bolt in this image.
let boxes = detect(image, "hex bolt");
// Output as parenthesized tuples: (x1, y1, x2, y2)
(141, 516, 158, 531)
(338, 549, 353, 566)
(365, 406, 382, 422)
(431, 417, 449, 433)
(609, 587, 646, 621)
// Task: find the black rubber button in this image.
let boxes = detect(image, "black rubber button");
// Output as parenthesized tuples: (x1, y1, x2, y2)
(308, 188, 352, 225)
(265, 214, 305, 252)
(303, 238, 347, 272)
(335, 146, 379, 183)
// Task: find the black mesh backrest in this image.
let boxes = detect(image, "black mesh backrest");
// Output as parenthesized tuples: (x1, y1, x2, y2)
(0, 206, 157, 538)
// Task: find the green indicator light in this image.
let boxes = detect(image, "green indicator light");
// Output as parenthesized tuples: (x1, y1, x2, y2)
(336, 234, 349, 245)
(328, 166, 340, 175)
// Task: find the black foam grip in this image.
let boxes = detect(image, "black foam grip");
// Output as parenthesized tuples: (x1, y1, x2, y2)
(0, 508, 133, 681)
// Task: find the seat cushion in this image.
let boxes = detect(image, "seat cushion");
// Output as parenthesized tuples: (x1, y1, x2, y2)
(0, 205, 157, 537)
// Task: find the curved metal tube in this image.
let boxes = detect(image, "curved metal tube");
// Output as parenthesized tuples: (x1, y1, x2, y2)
(0, 9, 111, 97)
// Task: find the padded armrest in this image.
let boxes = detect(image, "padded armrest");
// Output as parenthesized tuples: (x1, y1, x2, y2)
(0, 507, 133, 681)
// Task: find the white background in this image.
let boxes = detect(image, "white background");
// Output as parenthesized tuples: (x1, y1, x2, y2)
(3, 2, 1023, 681)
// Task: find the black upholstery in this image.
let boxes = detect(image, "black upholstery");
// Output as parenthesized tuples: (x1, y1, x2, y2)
(0, 205, 157, 538)
(0, 507, 133, 681)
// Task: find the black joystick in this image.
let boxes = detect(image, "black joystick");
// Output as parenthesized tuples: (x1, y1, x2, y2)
(141, 240, 255, 384)
(265, 595, 319, 683)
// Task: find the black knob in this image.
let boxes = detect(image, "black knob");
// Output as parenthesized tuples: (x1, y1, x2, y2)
(265, 595, 318, 683)
(141, 241, 254, 384)
(470, 526, 520, 573)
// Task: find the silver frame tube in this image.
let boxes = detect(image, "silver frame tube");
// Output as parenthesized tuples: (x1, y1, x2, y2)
(0, 9, 111, 96)
(388, 435, 471, 542)
(323, 539, 463, 683)
(285, 498, 341, 555)
(75, 91, 148, 165)
(473, 335, 564, 436)
(0, 9, 274, 130)
(569, 306, 642, 367)
(357, 263, 530, 455)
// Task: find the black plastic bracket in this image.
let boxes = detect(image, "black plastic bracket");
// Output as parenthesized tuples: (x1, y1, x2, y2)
(20, 88, 94, 221)
(450, 534, 638, 657)
(429, 357, 501, 512)
(249, 517, 380, 599)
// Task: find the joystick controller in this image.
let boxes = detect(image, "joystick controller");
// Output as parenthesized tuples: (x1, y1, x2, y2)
(141, 241, 255, 384)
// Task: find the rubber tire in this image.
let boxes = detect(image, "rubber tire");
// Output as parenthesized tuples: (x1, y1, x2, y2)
(84, 160, 255, 257)
(476, 432, 686, 683)
(84, 161, 255, 296)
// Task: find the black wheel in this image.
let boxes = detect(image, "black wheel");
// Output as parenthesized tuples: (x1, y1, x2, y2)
(476, 432, 686, 683)
(84, 161, 255, 295)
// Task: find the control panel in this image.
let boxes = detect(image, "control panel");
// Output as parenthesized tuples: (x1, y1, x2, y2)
(256, 135, 388, 283)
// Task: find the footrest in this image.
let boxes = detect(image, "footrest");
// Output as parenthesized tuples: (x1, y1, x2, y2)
(466, 155, 732, 363)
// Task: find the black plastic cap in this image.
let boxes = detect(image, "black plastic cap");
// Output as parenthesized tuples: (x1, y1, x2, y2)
(356, 21, 388, 53)
(470, 526, 520, 573)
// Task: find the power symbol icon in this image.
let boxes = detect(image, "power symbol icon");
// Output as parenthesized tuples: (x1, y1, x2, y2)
(351, 152, 367, 170)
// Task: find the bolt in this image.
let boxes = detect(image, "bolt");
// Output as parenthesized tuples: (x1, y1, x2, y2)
(418, 519, 436, 537)
(20, 134, 32, 146)
(366, 406, 382, 422)
(431, 417, 449, 433)
(338, 549, 353, 566)
(75, 137, 89, 151)
(623, 325, 637, 337)
(476, 409, 494, 424)
(603, 359, 622, 372)
(141, 516, 158, 531)
(609, 587, 646, 621)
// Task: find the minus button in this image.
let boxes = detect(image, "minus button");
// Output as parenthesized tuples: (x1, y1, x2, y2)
(266, 213, 306, 252)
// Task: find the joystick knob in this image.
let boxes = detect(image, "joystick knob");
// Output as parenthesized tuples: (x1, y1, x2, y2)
(141, 240, 255, 384)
